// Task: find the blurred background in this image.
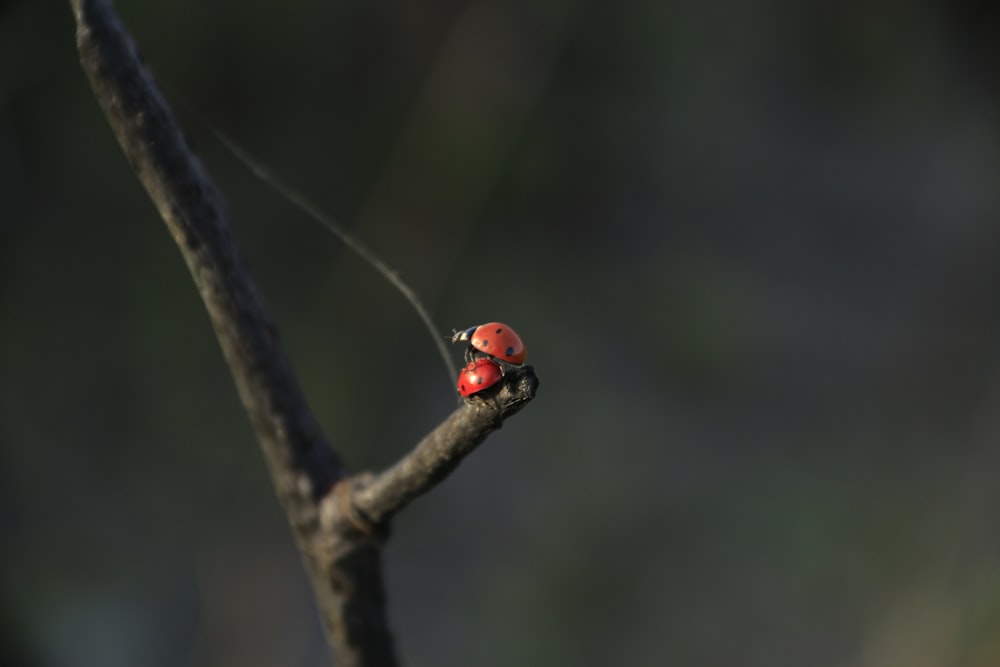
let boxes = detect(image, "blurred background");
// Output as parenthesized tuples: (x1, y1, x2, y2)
(3, 0, 1000, 665)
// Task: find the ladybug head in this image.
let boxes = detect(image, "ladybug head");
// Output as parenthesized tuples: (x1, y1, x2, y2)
(450, 326, 478, 343)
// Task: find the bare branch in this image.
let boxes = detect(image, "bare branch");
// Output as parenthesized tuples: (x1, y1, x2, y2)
(69, 0, 343, 500)
(351, 367, 539, 527)
(69, 1, 539, 665)
(69, 0, 376, 658)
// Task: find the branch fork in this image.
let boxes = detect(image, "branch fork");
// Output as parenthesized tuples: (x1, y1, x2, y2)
(68, 1, 539, 664)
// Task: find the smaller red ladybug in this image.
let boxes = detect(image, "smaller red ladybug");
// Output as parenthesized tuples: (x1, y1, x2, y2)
(451, 322, 527, 365)
(457, 358, 504, 397)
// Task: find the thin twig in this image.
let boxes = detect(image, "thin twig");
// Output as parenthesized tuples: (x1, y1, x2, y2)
(352, 367, 539, 526)
(209, 128, 459, 387)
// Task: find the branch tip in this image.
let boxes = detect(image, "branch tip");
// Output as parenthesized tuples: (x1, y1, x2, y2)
(352, 365, 539, 525)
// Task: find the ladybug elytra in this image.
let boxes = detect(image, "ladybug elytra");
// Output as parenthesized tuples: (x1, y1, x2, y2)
(451, 322, 527, 365)
(457, 358, 504, 397)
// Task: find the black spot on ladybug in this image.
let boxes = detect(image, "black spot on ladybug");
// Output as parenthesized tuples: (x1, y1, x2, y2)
(476, 376, 483, 384)
(506, 346, 515, 356)
(481, 339, 490, 348)
(495, 328, 503, 334)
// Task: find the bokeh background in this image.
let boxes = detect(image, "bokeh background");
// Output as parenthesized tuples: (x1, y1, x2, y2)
(4, 0, 1000, 665)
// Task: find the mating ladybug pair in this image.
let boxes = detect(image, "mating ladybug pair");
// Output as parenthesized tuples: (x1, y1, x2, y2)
(452, 322, 526, 397)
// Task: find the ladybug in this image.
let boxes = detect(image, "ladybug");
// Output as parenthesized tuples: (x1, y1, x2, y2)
(457, 358, 504, 397)
(451, 322, 527, 365)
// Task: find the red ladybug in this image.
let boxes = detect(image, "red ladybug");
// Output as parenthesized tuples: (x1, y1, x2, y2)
(457, 358, 504, 397)
(451, 322, 527, 365)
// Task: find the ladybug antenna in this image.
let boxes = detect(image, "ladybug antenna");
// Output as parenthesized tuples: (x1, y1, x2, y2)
(205, 123, 459, 386)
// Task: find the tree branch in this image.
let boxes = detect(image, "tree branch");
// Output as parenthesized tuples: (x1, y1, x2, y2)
(352, 367, 539, 527)
(69, 1, 538, 665)
(68, 0, 343, 505)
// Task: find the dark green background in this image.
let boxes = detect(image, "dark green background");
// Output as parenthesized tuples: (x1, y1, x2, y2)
(4, 1, 1000, 665)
